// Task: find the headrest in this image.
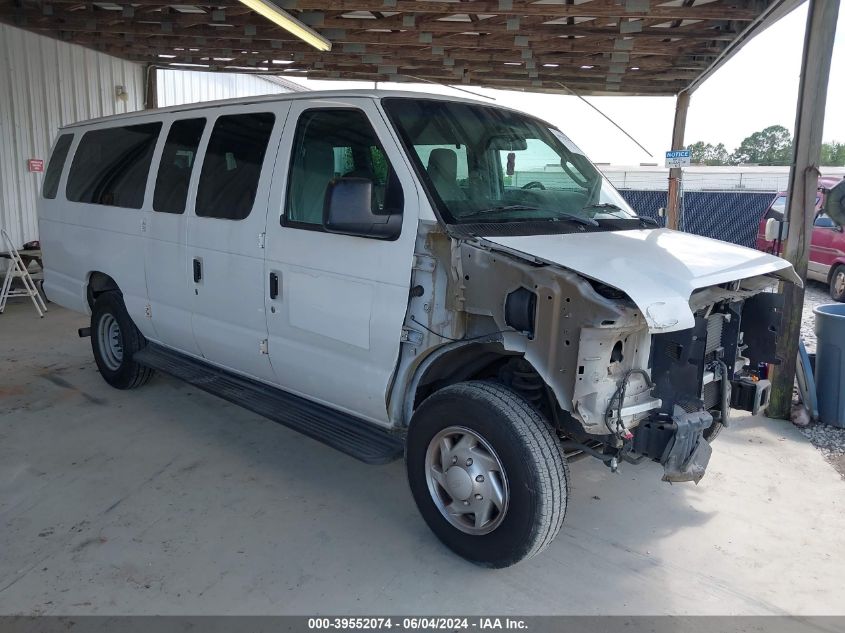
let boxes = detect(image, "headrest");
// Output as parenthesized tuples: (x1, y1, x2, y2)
(302, 141, 334, 175)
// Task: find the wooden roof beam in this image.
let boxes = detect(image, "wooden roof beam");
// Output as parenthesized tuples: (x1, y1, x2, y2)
(0, 9, 725, 56)
(288, 0, 759, 21)
(16, 0, 761, 21)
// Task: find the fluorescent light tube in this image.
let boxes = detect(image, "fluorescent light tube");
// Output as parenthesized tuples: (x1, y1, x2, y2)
(236, 0, 332, 51)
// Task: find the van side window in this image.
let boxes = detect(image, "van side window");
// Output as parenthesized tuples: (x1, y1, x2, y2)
(764, 194, 788, 220)
(153, 118, 206, 214)
(195, 112, 275, 220)
(66, 122, 162, 209)
(815, 213, 835, 228)
(43, 134, 73, 200)
(285, 109, 402, 228)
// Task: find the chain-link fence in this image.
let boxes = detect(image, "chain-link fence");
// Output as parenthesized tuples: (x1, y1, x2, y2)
(619, 190, 776, 248)
(604, 170, 789, 192)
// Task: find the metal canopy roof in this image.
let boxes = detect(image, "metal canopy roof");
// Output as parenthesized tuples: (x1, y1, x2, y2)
(0, 0, 804, 96)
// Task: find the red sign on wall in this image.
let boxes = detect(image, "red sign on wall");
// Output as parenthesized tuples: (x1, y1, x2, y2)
(27, 159, 44, 173)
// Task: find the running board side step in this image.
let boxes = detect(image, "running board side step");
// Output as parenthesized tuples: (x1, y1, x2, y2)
(133, 344, 404, 465)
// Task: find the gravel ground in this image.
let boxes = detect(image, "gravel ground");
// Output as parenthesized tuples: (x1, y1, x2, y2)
(800, 424, 845, 478)
(796, 279, 845, 478)
(799, 279, 832, 354)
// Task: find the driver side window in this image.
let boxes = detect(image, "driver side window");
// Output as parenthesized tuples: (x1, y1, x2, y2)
(284, 108, 401, 230)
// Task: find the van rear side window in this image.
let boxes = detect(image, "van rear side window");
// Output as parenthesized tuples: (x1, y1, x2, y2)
(195, 112, 275, 220)
(153, 118, 206, 214)
(66, 122, 162, 209)
(43, 134, 74, 200)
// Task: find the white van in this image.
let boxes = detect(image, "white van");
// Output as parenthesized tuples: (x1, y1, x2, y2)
(38, 90, 799, 567)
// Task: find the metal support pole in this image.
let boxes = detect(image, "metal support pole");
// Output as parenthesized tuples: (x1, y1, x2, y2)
(666, 90, 690, 231)
(769, 0, 840, 419)
(144, 64, 158, 110)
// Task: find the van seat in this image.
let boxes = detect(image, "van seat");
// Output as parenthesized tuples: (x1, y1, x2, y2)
(291, 141, 334, 224)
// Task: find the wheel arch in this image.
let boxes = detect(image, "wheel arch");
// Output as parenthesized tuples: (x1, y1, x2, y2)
(828, 260, 845, 301)
(86, 271, 121, 309)
(827, 260, 845, 282)
(403, 342, 551, 427)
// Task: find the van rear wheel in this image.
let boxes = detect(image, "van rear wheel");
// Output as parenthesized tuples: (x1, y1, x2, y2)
(91, 291, 154, 389)
(406, 381, 569, 568)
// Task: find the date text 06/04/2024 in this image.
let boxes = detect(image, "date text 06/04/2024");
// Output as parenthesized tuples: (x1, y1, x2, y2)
(307, 617, 528, 630)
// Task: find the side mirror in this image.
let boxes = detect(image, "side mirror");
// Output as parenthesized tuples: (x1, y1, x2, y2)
(323, 177, 401, 240)
(824, 180, 845, 226)
(764, 217, 784, 242)
(657, 207, 666, 218)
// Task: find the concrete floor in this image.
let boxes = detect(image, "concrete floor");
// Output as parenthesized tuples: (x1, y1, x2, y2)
(1, 299, 844, 616)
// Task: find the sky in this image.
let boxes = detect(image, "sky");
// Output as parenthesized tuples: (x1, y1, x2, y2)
(288, 4, 844, 166)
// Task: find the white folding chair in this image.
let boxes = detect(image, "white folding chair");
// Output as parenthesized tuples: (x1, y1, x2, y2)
(1, 228, 47, 317)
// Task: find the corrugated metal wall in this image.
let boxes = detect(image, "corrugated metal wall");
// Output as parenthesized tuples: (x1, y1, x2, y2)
(0, 25, 304, 257)
(0, 25, 145, 251)
(156, 69, 296, 107)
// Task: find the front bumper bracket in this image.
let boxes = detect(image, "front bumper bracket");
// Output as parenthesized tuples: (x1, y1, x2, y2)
(631, 406, 713, 484)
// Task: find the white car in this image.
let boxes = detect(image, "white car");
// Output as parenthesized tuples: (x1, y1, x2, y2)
(38, 90, 799, 567)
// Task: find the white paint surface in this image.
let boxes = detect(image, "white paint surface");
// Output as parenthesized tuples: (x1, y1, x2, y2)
(287, 270, 374, 350)
(486, 228, 801, 331)
(263, 96, 420, 425)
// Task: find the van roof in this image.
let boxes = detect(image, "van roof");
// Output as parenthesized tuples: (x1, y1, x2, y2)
(59, 89, 502, 130)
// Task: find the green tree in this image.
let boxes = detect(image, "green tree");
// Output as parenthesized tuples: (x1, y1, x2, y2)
(730, 125, 793, 165)
(688, 141, 730, 166)
(820, 141, 845, 166)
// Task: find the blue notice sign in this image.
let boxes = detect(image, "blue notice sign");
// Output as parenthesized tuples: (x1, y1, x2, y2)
(665, 149, 691, 167)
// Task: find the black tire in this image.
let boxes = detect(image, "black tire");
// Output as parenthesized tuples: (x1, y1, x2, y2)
(90, 291, 154, 389)
(406, 381, 569, 568)
(830, 265, 845, 302)
(702, 420, 723, 443)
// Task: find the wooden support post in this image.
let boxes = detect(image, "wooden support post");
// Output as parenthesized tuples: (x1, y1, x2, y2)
(768, 0, 840, 419)
(666, 89, 690, 231)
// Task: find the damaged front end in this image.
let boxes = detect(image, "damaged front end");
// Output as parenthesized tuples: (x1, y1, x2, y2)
(451, 237, 792, 485)
(630, 407, 713, 483)
(574, 281, 786, 484)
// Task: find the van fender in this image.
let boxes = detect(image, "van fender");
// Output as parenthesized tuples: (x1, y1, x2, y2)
(827, 257, 845, 283)
(86, 271, 121, 309)
(402, 341, 520, 427)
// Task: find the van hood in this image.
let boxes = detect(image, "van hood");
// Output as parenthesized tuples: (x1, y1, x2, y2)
(484, 228, 801, 332)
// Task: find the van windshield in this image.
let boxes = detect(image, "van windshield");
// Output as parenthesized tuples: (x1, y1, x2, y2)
(382, 98, 638, 233)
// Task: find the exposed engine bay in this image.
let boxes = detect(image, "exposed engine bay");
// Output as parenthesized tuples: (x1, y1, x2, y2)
(397, 228, 794, 485)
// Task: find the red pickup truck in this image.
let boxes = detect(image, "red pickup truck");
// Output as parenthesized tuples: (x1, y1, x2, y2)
(756, 176, 845, 302)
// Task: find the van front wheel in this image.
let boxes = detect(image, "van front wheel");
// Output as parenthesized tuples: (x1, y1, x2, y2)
(90, 292, 154, 389)
(406, 381, 569, 568)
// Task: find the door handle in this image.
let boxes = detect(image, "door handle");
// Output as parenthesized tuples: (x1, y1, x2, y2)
(193, 258, 202, 283)
(269, 272, 279, 300)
